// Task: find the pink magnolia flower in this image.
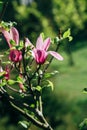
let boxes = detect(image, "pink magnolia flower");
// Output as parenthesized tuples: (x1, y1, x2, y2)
(1, 27, 22, 62)
(9, 49, 22, 62)
(25, 35, 63, 64)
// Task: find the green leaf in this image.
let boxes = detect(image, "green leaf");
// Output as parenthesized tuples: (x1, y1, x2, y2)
(0, 71, 5, 79)
(79, 118, 87, 130)
(0, 21, 17, 30)
(16, 76, 24, 84)
(35, 85, 42, 92)
(10, 39, 16, 46)
(47, 80, 54, 91)
(44, 71, 59, 78)
(69, 36, 73, 41)
(18, 121, 30, 129)
(63, 28, 73, 41)
(16, 40, 24, 50)
(0, 81, 6, 87)
(44, 73, 52, 78)
(30, 104, 35, 108)
(7, 79, 16, 85)
(54, 37, 60, 44)
(2, 61, 11, 64)
(63, 28, 71, 38)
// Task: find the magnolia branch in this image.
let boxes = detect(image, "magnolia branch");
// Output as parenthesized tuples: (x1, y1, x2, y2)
(0, 87, 53, 130)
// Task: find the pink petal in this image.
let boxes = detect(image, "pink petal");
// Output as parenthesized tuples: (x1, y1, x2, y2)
(32, 48, 36, 59)
(2, 29, 12, 48)
(36, 35, 43, 49)
(43, 38, 51, 51)
(48, 51, 63, 61)
(32, 48, 47, 64)
(10, 27, 19, 45)
(25, 38, 34, 48)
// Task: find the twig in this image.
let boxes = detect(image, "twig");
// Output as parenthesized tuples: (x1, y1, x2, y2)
(6, 85, 20, 93)
(0, 0, 8, 21)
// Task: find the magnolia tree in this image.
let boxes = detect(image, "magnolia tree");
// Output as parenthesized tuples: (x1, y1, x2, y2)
(0, 21, 72, 130)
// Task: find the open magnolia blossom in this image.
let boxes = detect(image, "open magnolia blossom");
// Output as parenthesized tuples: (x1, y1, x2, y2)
(0, 27, 22, 62)
(25, 35, 63, 64)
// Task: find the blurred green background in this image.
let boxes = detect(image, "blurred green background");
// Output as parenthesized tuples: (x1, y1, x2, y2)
(0, 0, 87, 130)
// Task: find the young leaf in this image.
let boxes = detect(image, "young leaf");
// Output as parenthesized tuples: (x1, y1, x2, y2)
(10, 39, 16, 46)
(54, 37, 60, 44)
(0, 71, 6, 79)
(47, 80, 54, 91)
(63, 28, 70, 38)
(2, 61, 11, 65)
(16, 76, 24, 84)
(18, 121, 30, 129)
(35, 85, 42, 92)
(63, 28, 73, 41)
(0, 81, 6, 87)
(79, 118, 87, 130)
(44, 70, 58, 78)
(7, 79, 16, 85)
(0, 21, 17, 29)
(30, 104, 35, 108)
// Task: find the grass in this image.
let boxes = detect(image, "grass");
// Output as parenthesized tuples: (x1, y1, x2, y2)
(51, 43, 87, 101)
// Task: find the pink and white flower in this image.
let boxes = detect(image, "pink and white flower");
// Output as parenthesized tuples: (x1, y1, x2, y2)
(25, 35, 63, 64)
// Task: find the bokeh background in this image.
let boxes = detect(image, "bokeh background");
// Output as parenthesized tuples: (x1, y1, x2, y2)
(0, 0, 87, 130)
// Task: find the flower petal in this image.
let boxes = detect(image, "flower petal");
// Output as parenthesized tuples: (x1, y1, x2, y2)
(48, 51, 63, 61)
(43, 38, 51, 51)
(10, 27, 19, 45)
(36, 35, 43, 49)
(25, 38, 34, 48)
(32, 48, 47, 64)
(1, 29, 12, 48)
